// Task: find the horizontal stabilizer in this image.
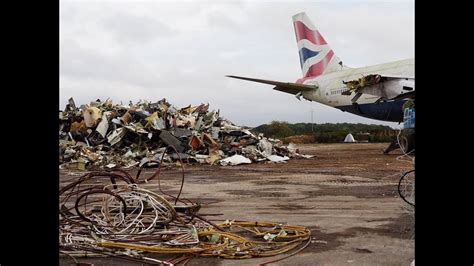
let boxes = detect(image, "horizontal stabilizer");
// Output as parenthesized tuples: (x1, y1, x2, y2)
(226, 75, 316, 95)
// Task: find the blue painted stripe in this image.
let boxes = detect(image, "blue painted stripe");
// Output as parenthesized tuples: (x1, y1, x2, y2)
(336, 100, 406, 122)
(298, 47, 320, 68)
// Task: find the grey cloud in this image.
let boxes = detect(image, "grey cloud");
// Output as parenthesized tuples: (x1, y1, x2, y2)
(60, 39, 156, 87)
(206, 11, 241, 30)
(102, 12, 173, 44)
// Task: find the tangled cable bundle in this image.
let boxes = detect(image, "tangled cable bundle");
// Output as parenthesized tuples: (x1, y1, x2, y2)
(60, 147, 311, 264)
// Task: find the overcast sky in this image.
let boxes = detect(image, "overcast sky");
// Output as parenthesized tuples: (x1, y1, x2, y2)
(60, 0, 414, 128)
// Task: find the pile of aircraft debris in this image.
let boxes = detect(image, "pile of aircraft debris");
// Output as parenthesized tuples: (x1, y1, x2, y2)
(59, 98, 313, 169)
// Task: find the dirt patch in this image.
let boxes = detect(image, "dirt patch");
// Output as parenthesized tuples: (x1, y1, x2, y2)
(302, 226, 347, 254)
(223, 189, 290, 198)
(60, 143, 414, 265)
(343, 213, 414, 240)
(303, 213, 413, 255)
(187, 198, 224, 205)
(353, 248, 373, 253)
(303, 184, 398, 199)
(184, 174, 255, 183)
(270, 203, 314, 210)
(252, 180, 293, 186)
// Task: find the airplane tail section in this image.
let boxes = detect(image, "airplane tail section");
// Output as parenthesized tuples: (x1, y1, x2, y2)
(293, 12, 344, 80)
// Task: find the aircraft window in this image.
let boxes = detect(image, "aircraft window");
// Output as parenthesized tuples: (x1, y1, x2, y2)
(403, 86, 413, 91)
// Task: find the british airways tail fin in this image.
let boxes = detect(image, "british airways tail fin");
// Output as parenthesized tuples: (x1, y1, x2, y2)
(293, 12, 345, 78)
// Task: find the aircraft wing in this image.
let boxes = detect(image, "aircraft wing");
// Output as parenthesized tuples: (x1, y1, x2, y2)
(226, 75, 316, 95)
(342, 74, 414, 103)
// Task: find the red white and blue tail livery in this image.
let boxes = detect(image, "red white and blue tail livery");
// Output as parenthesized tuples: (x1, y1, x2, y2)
(293, 12, 343, 82)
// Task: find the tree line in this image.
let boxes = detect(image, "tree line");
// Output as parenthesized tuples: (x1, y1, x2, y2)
(252, 121, 396, 143)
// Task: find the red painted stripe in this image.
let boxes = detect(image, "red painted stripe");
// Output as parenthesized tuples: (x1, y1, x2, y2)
(293, 21, 327, 45)
(303, 50, 334, 78)
(296, 77, 315, 84)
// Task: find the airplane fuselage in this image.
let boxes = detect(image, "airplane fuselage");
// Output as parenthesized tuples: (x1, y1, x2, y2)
(300, 58, 414, 122)
(228, 12, 414, 123)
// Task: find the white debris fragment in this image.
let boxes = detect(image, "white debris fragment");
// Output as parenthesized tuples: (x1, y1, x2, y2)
(266, 155, 290, 163)
(96, 111, 111, 138)
(287, 143, 298, 154)
(258, 139, 273, 156)
(298, 154, 315, 159)
(107, 128, 127, 146)
(219, 155, 252, 166)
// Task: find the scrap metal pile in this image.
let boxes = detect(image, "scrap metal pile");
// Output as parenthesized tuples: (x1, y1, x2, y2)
(59, 98, 313, 170)
(60, 155, 311, 264)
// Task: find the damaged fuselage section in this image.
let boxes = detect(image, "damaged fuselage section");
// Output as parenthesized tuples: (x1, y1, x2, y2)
(342, 74, 414, 104)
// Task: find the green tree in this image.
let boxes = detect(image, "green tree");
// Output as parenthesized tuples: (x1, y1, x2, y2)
(253, 122, 395, 143)
(266, 121, 295, 138)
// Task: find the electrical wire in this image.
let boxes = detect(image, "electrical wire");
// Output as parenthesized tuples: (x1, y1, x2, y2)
(60, 162, 311, 264)
(398, 169, 415, 207)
